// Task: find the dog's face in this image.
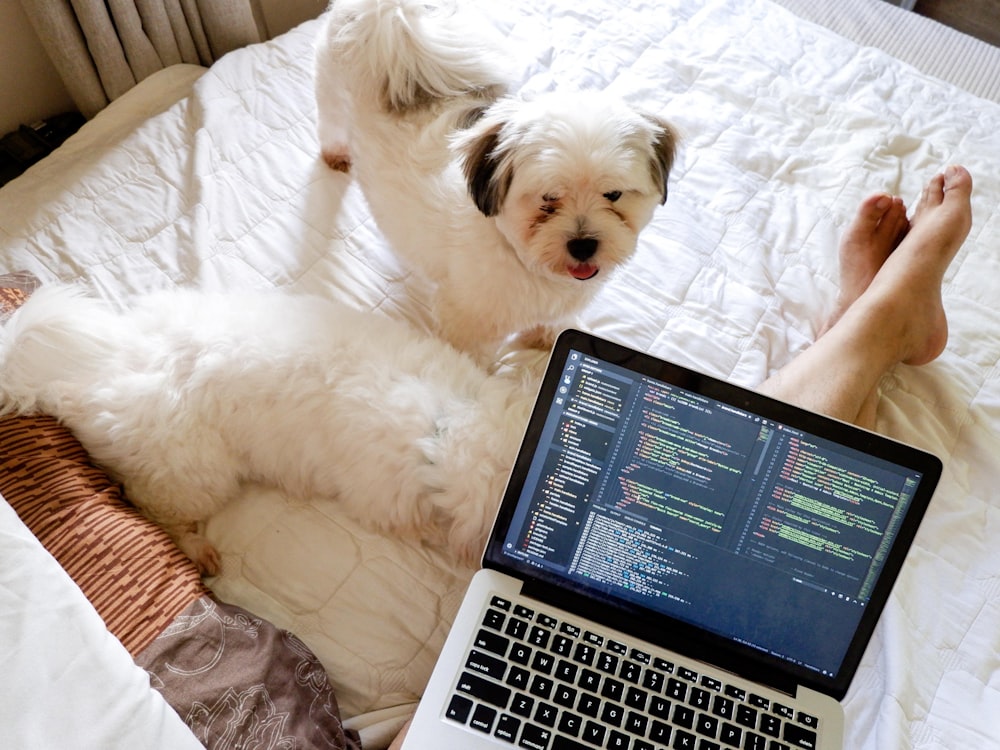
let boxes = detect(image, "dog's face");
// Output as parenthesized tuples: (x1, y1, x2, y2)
(455, 91, 677, 282)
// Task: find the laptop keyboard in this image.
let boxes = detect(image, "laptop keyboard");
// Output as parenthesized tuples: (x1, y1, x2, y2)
(444, 594, 821, 750)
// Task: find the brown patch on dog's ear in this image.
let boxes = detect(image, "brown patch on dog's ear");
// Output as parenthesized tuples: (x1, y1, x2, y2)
(643, 115, 679, 205)
(459, 121, 512, 217)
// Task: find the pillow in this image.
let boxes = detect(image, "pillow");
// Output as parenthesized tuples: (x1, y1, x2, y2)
(0, 414, 209, 654)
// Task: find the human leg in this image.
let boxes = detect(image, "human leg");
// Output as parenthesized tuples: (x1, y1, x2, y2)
(758, 166, 973, 429)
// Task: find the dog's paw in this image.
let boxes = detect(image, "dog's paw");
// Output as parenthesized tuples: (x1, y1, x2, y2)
(321, 148, 352, 173)
(175, 529, 223, 577)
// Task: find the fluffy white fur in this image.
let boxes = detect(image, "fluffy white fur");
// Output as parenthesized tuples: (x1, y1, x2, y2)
(0, 287, 538, 574)
(314, 0, 678, 361)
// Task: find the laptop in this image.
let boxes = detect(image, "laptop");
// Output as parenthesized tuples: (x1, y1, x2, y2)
(403, 329, 940, 750)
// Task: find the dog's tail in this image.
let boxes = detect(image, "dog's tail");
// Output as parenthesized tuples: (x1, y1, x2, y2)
(328, 0, 511, 112)
(0, 286, 122, 417)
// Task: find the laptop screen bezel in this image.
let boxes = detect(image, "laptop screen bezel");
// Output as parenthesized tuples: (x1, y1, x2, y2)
(482, 329, 941, 701)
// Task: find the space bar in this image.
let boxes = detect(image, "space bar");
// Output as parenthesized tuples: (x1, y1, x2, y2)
(552, 738, 588, 750)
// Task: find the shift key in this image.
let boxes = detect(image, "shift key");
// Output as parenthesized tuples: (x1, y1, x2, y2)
(456, 671, 512, 709)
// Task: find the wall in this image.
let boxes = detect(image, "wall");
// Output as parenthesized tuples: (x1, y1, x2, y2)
(0, 0, 328, 136)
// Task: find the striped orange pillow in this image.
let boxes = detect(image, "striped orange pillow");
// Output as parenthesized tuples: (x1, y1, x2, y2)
(0, 414, 208, 655)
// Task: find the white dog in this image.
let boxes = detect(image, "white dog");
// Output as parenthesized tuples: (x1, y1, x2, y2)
(314, 0, 678, 361)
(0, 287, 539, 574)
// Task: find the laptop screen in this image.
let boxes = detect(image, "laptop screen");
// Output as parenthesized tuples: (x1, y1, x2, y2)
(485, 330, 940, 699)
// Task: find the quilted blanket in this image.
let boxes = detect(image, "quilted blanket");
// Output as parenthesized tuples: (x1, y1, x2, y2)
(2, 0, 1000, 746)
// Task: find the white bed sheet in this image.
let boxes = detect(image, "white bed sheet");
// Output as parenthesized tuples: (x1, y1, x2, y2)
(2, 0, 1000, 747)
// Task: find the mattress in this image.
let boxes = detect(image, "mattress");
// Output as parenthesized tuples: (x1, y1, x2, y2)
(2, 0, 1000, 747)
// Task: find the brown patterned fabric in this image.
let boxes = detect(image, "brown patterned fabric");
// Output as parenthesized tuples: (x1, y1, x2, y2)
(0, 414, 209, 655)
(137, 596, 363, 750)
(0, 270, 42, 319)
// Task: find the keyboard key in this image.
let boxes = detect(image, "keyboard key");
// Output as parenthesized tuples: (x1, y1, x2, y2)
(510, 643, 533, 665)
(666, 678, 688, 701)
(601, 677, 625, 702)
(600, 701, 625, 727)
(625, 686, 648, 710)
(724, 685, 746, 701)
(654, 657, 675, 673)
(630, 648, 651, 664)
(577, 692, 600, 717)
(506, 618, 529, 640)
(701, 676, 722, 692)
(696, 713, 719, 738)
(736, 704, 758, 729)
(514, 604, 534, 619)
(672, 729, 696, 748)
(554, 683, 577, 708)
(597, 652, 620, 674)
(475, 628, 510, 656)
(649, 719, 672, 743)
(553, 737, 588, 750)
(552, 635, 574, 657)
(445, 694, 473, 724)
(519, 723, 552, 750)
(494, 713, 520, 743)
(529, 674, 554, 700)
(483, 609, 506, 631)
(690, 687, 711, 710)
(749, 694, 770, 710)
(529, 626, 552, 649)
(574, 643, 597, 666)
(608, 730, 630, 749)
(672, 704, 695, 729)
(491, 596, 511, 611)
(578, 668, 601, 693)
(649, 695, 672, 719)
(470, 703, 496, 733)
(584, 631, 604, 647)
(561, 623, 581, 638)
(744, 731, 767, 750)
(510, 693, 534, 717)
(582, 720, 606, 745)
(783, 723, 818, 749)
(642, 669, 665, 692)
(620, 661, 642, 684)
(720, 721, 742, 747)
(457, 672, 511, 709)
(533, 701, 557, 727)
(467, 649, 507, 680)
(678, 667, 698, 682)
(558, 711, 583, 737)
(538, 614, 558, 629)
(507, 666, 530, 690)
(773, 703, 794, 720)
(796, 712, 819, 729)
(759, 714, 781, 738)
(608, 639, 628, 655)
(712, 695, 734, 721)
(555, 659, 578, 683)
(625, 710, 649, 736)
(531, 651, 555, 675)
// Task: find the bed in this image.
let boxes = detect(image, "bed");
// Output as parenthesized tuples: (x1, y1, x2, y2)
(2, 0, 999, 747)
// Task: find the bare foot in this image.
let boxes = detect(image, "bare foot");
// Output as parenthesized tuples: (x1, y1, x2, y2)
(829, 192, 909, 325)
(858, 165, 973, 366)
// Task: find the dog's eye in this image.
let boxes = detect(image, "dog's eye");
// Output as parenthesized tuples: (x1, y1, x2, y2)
(604, 190, 623, 203)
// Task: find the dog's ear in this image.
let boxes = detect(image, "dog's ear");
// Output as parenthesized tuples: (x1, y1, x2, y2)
(457, 120, 512, 217)
(643, 115, 679, 205)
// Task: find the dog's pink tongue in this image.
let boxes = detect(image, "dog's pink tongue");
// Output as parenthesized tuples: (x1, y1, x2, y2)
(569, 263, 599, 280)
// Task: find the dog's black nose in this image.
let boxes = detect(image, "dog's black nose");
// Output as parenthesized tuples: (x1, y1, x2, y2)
(567, 237, 598, 261)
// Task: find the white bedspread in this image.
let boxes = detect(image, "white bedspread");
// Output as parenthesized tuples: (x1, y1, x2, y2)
(3, 0, 1000, 746)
